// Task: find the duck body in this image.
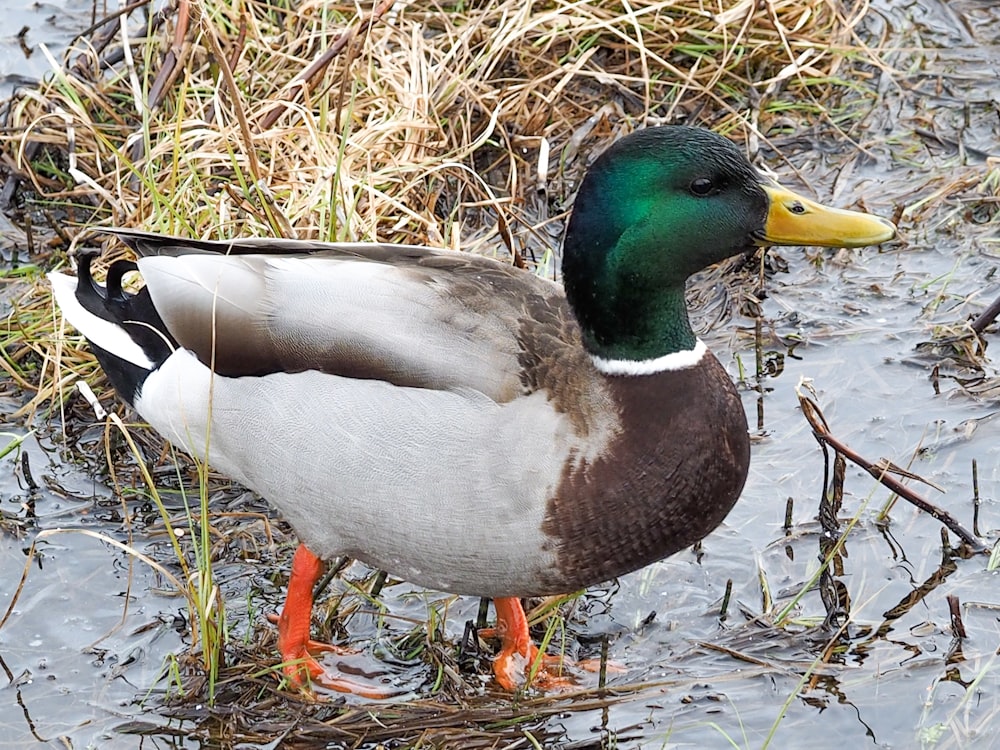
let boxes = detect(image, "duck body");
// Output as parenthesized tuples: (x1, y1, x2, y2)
(54, 236, 748, 598)
(49, 126, 896, 691)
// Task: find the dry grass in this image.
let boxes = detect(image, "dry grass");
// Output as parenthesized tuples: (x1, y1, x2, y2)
(1, 0, 889, 420)
(2, 0, 885, 246)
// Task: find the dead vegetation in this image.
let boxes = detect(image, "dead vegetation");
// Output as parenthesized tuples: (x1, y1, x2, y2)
(0, 0, 897, 420)
(1, 0, 888, 245)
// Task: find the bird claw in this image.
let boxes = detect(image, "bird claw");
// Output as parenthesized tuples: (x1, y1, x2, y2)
(281, 653, 403, 699)
(492, 644, 578, 692)
(267, 611, 403, 699)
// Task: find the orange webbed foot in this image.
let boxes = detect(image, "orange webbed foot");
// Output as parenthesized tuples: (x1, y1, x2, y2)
(489, 597, 578, 692)
(271, 544, 402, 699)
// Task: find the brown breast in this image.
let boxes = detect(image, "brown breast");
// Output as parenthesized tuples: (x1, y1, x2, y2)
(539, 354, 751, 592)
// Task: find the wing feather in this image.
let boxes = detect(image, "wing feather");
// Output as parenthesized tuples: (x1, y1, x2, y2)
(126, 232, 577, 402)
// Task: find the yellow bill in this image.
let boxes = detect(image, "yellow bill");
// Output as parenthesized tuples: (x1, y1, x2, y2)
(761, 184, 896, 248)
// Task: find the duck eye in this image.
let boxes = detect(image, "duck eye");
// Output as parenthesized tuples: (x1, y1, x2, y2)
(689, 177, 715, 196)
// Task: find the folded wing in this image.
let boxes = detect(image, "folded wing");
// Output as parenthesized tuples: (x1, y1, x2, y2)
(116, 231, 578, 403)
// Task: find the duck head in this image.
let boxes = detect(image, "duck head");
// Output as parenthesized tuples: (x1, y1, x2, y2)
(562, 126, 896, 363)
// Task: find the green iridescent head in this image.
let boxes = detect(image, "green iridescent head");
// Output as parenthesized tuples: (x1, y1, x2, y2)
(562, 126, 896, 361)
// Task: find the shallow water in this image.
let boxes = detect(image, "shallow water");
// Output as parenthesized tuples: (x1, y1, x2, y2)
(2, 0, 1000, 748)
(0, 431, 188, 747)
(0, 0, 97, 97)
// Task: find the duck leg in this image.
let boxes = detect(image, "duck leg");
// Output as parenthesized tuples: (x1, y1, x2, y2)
(276, 543, 325, 686)
(278, 549, 564, 694)
(490, 597, 571, 690)
(275, 543, 396, 698)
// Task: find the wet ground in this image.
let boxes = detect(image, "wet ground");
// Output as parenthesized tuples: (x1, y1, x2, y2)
(0, 0, 98, 97)
(2, 0, 1000, 748)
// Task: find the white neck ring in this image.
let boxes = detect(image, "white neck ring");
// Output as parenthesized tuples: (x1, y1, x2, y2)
(590, 339, 708, 376)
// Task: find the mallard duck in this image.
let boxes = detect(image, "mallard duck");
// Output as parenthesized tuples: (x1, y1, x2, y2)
(49, 126, 895, 694)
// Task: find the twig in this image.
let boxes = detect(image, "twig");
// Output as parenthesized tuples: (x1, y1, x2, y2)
(972, 458, 982, 537)
(201, 11, 262, 187)
(146, 0, 191, 112)
(946, 594, 967, 639)
(73, 0, 152, 42)
(797, 388, 987, 553)
(256, 0, 396, 132)
(970, 290, 1000, 334)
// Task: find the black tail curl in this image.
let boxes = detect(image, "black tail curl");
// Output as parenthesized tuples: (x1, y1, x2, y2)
(74, 251, 177, 405)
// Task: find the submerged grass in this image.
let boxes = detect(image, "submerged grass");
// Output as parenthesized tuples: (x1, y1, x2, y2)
(0, 0, 948, 744)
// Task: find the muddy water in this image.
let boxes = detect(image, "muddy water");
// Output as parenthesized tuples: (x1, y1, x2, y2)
(2, 0, 1000, 748)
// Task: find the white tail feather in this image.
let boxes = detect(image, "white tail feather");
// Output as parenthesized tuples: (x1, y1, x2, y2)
(48, 271, 154, 370)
